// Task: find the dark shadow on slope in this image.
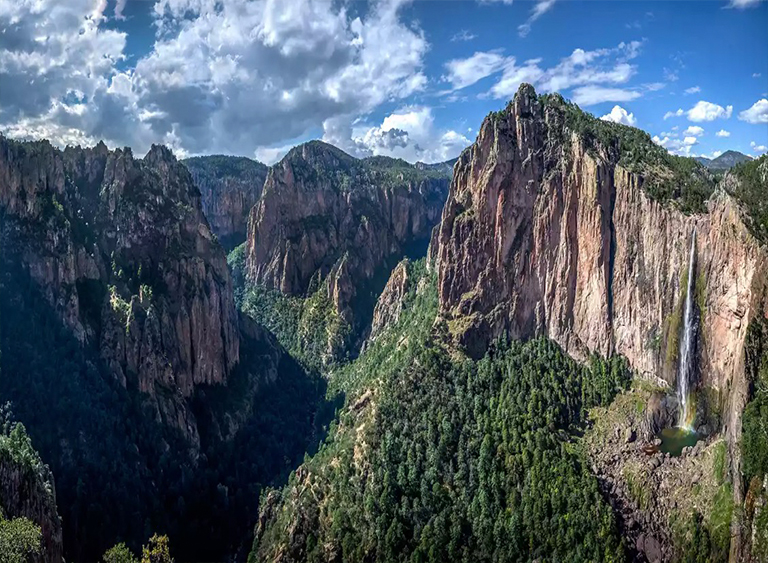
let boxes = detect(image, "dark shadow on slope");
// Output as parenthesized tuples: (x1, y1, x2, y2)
(348, 236, 432, 358)
(189, 320, 342, 561)
(0, 213, 339, 562)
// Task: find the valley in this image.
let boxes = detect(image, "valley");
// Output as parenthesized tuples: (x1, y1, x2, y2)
(0, 83, 767, 563)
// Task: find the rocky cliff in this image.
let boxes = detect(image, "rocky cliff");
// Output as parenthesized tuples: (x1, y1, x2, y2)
(183, 155, 268, 250)
(0, 423, 63, 563)
(246, 142, 449, 319)
(0, 136, 240, 445)
(437, 84, 766, 418)
(435, 84, 768, 561)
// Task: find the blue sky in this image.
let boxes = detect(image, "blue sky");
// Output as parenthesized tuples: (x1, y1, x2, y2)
(1, 0, 766, 164)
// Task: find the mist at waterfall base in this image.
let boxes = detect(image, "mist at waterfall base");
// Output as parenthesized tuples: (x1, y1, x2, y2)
(658, 230, 700, 456)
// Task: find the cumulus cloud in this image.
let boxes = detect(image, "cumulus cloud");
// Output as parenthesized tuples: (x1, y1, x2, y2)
(686, 101, 733, 122)
(483, 40, 644, 100)
(0, 0, 433, 160)
(601, 105, 637, 126)
(684, 86, 701, 94)
(664, 109, 684, 120)
(698, 150, 723, 160)
(739, 99, 768, 124)
(114, 0, 128, 19)
(323, 106, 470, 164)
(653, 133, 699, 156)
(684, 125, 705, 137)
(751, 141, 768, 154)
(716, 129, 731, 137)
(0, 0, 127, 137)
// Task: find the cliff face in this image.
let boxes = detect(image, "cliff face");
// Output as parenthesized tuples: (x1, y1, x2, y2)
(437, 85, 767, 412)
(436, 86, 768, 560)
(0, 425, 63, 563)
(183, 155, 268, 249)
(246, 142, 449, 318)
(0, 136, 240, 445)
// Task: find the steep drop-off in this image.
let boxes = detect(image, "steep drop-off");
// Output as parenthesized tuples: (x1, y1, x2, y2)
(0, 135, 326, 560)
(436, 85, 766, 433)
(183, 155, 268, 250)
(0, 137, 239, 446)
(244, 142, 451, 364)
(435, 84, 768, 561)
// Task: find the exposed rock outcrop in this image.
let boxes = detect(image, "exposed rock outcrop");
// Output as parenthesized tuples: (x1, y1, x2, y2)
(0, 425, 63, 563)
(183, 155, 268, 249)
(435, 85, 768, 561)
(0, 136, 240, 446)
(246, 142, 449, 319)
(436, 84, 767, 418)
(367, 260, 410, 343)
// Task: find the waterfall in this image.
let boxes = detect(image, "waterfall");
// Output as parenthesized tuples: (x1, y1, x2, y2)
(677, 228, 698, 429)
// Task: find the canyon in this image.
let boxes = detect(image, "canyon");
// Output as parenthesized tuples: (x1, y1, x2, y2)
(1, 85, 767, 563)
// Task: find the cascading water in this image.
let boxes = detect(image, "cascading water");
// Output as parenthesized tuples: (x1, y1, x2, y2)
(677, 228, 698, 429)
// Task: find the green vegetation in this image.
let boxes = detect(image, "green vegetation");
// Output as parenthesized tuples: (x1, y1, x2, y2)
(241, 283, 352, 372)
(183, 155, 267, 181)
(281, 140, 450, 194)
(741, 314, 768, 559)
(537, 93, 715, 214)
(103, 535, 174, 563)
(103, 543, 139, 563)
(0, 232, 329, 562)
(729, 155, 768, 242)
(0, 516, 41, 563)
(252, 266, 631, 563)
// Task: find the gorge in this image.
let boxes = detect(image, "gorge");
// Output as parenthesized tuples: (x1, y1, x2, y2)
(0, 84, 767, 563)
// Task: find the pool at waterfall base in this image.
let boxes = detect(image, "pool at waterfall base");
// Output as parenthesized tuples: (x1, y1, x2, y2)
(658, 427, 699, 456)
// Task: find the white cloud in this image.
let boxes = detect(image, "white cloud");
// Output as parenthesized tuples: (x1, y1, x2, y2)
(0, 0, 129, 146)
(754, 73, 763, 78)
(653, 133, 699, 156)
(684, 125, 704, 137)
(698, 150, 723, 160)
(323, 105, 470, 164)
(254, 143, 296, 165)
(600, 105, 637, 126)
(686, 101, 733, 122)
(684, 86, 701, 95)
(443, 51, 511, 90)
(729, 0, 765, 7)
(572, 86, 641, 106)
(716, 129, 731, 137)
(751, 141, 768, 154)
(664, 109, 684, 120)
(739, 99, 768, 124)
(518, 0, 557, 37)
(485, 40, 643, 100)
(114, 0, 128, 19)
(451, 30, 476, 42)
(0, 0, 431, 160)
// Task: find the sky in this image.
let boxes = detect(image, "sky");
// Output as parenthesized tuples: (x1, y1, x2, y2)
(0, 0, 766, 165)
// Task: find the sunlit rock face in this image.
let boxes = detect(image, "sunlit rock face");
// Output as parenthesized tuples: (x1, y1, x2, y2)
(435, 84, 768, 442)
(245, 141, 450, 318)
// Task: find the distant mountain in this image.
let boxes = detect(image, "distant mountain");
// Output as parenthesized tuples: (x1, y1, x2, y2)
(696, 150, 752, 170)
(414, 157, 458, 176)
(183, 155, 268, 250)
